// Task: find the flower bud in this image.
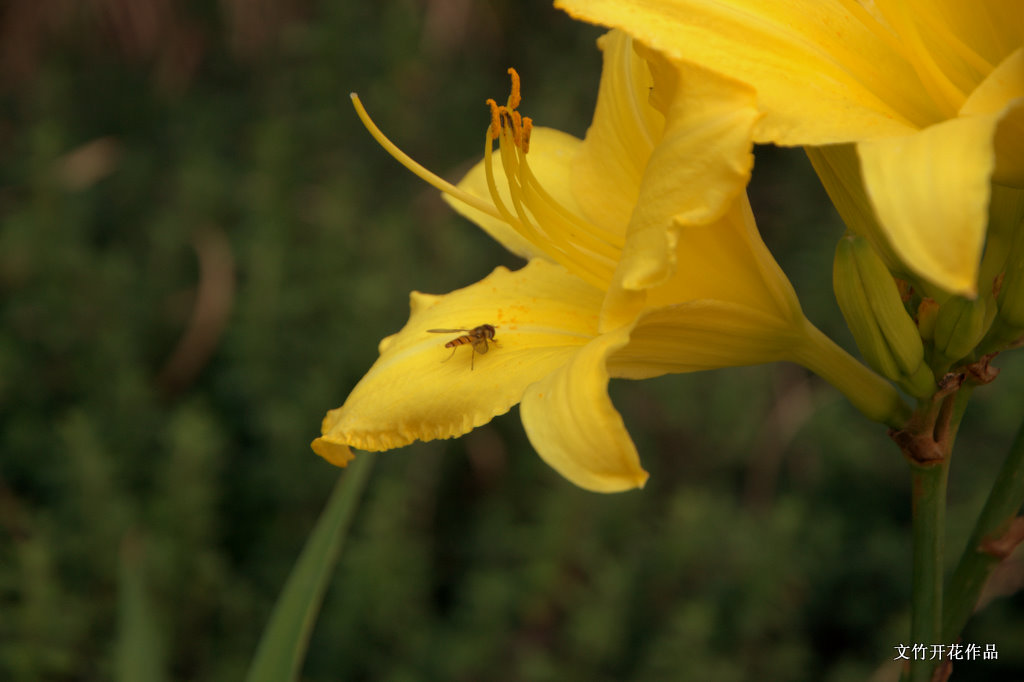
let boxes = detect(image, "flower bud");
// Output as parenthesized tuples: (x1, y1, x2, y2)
(934, 295, 990, 366)
(916, 298, 939, 342)
(833, 234, 934, 398)
(997, 234, 1024, 331)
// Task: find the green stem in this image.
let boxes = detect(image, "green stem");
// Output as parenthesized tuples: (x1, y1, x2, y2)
(943, 415, 1024, 642)
(904, 387, 970, 682)
(908, 458, 949, 682)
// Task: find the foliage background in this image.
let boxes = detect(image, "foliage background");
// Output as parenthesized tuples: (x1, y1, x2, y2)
(1, 1, 1021, 680)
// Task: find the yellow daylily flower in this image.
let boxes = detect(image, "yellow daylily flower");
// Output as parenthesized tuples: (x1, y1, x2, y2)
(556, 0, 1024, 297)
(314, 30, 905, 492)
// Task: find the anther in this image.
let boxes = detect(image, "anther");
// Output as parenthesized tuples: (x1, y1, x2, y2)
(506, 68, 521, 110)
(509, 110, 524, 147)
(485, 98, 501, 140)
(485, 69, 532, 151)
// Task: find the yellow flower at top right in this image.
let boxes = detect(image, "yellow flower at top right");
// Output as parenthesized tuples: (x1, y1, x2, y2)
(556, 0, 1024, 297)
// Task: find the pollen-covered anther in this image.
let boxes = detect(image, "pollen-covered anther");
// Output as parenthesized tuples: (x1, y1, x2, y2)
(509, 110, 526, 148)
(486, 98, 502, 140)
(505, 67, 522, 110)
(486, 69, 532, 151)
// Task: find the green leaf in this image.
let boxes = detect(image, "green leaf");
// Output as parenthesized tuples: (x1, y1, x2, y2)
(244, 456, 374, 682)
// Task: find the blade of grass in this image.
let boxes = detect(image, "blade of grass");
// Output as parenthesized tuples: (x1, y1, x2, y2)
(114, 533, 168, 682)
(244, 455, 374, 682)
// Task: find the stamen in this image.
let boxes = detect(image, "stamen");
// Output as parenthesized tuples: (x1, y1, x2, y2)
(350, 93, 503, 221)
(509, 110, 524, 148)
(493, 108, 618, 283)
(481, 115, 612, 289)
(521, 117, 533, 154)
(497, 128, 546, 246)
(486, 98, 501, 140)
(353, 68, 624, 294)
(506, 67, 521, 110)
(517, 148, 623, 253)
(481, 127, 529, 232)
(480, 71, 623, 287)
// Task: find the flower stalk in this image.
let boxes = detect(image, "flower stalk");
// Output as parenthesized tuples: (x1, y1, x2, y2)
(907, 457, 949, 682)
(895, 384, 972, 682)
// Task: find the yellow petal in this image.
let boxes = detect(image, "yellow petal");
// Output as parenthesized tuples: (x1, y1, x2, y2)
(608, 300, 799, 379)
(444, 127, 585, 259)
(644, 194, 803, 320)
(555, 0, 933, 142)
(571, 30, 664, 235)
(927, 0, 1024, 68)
(858, 113, 1003, 296)
(805, 144, 906, 275)
(614, 305, 911, 426)
(310, 438, 355, 467)
(961, 47, 1024, 187)
(312, 260, 601, 461)
(601, 56, 761, 329)
(962, 48, 1024, 117)
(520, 324, 648, 493)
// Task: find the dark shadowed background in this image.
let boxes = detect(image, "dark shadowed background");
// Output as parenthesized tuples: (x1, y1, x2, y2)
(1, 1, 1021, 680)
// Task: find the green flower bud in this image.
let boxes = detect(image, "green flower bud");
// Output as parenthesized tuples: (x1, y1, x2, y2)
(978, 190, 1024, 352)
(999, 272, 1024, 330)
(934, 295, 990, 365)
(808, 145, 904, 273)
(997, 235, 1024, 331)
(917, 298, 939, 342)
(833, 234, 935, 398)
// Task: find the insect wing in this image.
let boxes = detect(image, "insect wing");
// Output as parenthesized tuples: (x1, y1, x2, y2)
(426, 328, 474, 334)
(469, 335, 489, 354)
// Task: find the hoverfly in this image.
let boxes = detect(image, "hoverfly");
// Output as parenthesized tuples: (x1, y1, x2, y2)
(426, 324, 498, 370)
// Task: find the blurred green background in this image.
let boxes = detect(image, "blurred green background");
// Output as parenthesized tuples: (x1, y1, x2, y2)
(1, 1, 1021, 680)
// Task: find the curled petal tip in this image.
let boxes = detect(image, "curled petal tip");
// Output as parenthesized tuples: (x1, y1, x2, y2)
(311, 437, 355, 467)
